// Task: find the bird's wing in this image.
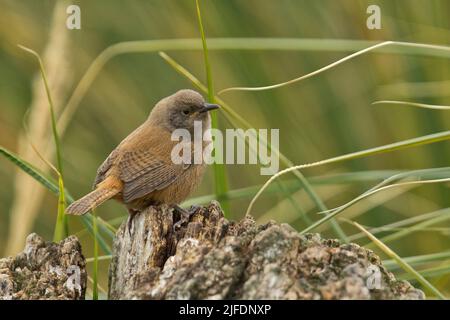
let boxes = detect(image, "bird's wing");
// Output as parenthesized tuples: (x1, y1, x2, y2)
(119, 149, 189, 203)
(93, 148, 119, 188)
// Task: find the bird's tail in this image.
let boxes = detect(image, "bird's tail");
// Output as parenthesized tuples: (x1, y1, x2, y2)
(66, 187, 119, 216)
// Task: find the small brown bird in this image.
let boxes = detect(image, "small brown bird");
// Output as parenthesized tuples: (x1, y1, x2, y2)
(66, 89, 219, 227)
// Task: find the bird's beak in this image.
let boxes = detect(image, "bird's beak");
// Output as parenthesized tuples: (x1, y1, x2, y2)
(200, 103, 220, 113)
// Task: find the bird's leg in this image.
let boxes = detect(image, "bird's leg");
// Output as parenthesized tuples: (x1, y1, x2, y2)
(188, 204, 202, 214)
(173, 204, 199, 231)
(127, 208, 139, 236)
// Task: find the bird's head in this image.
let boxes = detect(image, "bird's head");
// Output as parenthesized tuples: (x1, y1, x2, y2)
(150, 89, 219, 133)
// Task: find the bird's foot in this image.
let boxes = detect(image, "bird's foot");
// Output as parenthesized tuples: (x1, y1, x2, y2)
(173, 205, 200, 231)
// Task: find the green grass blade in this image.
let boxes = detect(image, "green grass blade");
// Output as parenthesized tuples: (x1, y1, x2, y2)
(53, 175, 66, 242)
(195, 0, 213, 103)
(353, 222, 446, 300)
(18, 45, 63, 173)
(195, 0, 230, 215)
(0, 146, 59, 194)
(18, 44, 67, 240)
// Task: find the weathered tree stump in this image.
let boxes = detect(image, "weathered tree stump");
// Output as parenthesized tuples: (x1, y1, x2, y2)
(0, 233, 86, 300)
(108, 201, 424, 300)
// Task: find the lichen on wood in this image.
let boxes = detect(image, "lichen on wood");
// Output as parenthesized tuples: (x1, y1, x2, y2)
(0, 233, 86, 300)
(108, 201, 424, 300)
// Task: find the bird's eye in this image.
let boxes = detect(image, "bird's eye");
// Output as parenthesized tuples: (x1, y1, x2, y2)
(182, 109, 190, 115)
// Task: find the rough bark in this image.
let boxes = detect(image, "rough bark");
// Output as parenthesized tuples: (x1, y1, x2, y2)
(0, 233, 86, 300)
(108, 201, 424, 300)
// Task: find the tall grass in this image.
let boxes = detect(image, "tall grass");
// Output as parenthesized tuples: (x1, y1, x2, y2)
(195, 0, 230, 214)
(18, 45, 68, 241)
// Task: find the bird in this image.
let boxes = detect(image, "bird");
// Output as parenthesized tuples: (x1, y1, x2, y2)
(65, 89, 219, 229)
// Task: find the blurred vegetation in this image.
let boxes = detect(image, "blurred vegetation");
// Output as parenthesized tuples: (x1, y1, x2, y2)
(0, 0, 449, 298)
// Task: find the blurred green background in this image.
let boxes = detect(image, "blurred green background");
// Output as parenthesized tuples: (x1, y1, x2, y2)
(0, 0, 449, 296)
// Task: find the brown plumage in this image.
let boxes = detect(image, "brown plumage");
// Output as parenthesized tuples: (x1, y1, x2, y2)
(66, 89, 219, 217)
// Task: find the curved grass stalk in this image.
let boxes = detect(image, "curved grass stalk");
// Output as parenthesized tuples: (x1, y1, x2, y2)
(246, 131, 450, 218)
(18, 46, 63, 175)
(353, 222, 446, 299)
(23, 115, 69, 242)
(218, 41, 450, 94)
(18, 45, 67, 240)
(372, 100, 450, 110)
